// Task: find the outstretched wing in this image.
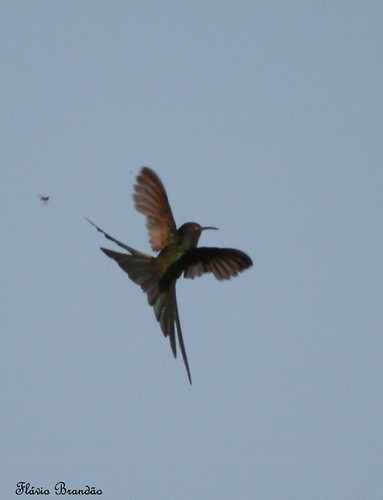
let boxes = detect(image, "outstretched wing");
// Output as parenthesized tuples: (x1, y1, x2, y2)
(183, 247, 253, 281)
(133, 167, 178, 252)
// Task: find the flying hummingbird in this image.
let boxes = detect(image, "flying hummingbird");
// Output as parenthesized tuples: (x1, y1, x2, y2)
(87, 167, 252, 384)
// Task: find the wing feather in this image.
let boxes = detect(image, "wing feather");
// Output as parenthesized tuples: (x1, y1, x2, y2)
(133, 167, 178, 251)
(183, 247, 253, 281)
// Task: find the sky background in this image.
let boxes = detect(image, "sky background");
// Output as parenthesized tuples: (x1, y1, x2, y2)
(1, 2, 382, 499)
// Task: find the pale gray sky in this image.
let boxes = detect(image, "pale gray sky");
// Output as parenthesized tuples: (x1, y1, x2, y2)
(1, 2, 382, 499)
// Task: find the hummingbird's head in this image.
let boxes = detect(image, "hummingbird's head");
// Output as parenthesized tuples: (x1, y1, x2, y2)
(178, 222, 218, 247)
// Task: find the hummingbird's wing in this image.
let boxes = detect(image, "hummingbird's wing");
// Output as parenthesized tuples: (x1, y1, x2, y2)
(133, 167, 178, 252)
(183, 247, 253, 281)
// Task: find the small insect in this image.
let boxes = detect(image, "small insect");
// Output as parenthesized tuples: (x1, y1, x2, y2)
(38, 195, 50, 203)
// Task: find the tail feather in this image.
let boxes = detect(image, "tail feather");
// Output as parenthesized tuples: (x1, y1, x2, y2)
(86, 218, 151, 257)
(101, 248, 158, 290)
(89, 218, 192, 384)
(101, 247, 192, 383)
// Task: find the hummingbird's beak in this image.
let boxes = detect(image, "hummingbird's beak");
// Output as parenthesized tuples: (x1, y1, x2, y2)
(201, 226, 219, 231)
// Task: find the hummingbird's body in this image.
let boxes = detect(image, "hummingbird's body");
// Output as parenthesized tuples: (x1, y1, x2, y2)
(88, 167, 252, 384)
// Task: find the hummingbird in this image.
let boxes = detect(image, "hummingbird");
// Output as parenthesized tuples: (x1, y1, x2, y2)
(87, 167, 252, 384)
